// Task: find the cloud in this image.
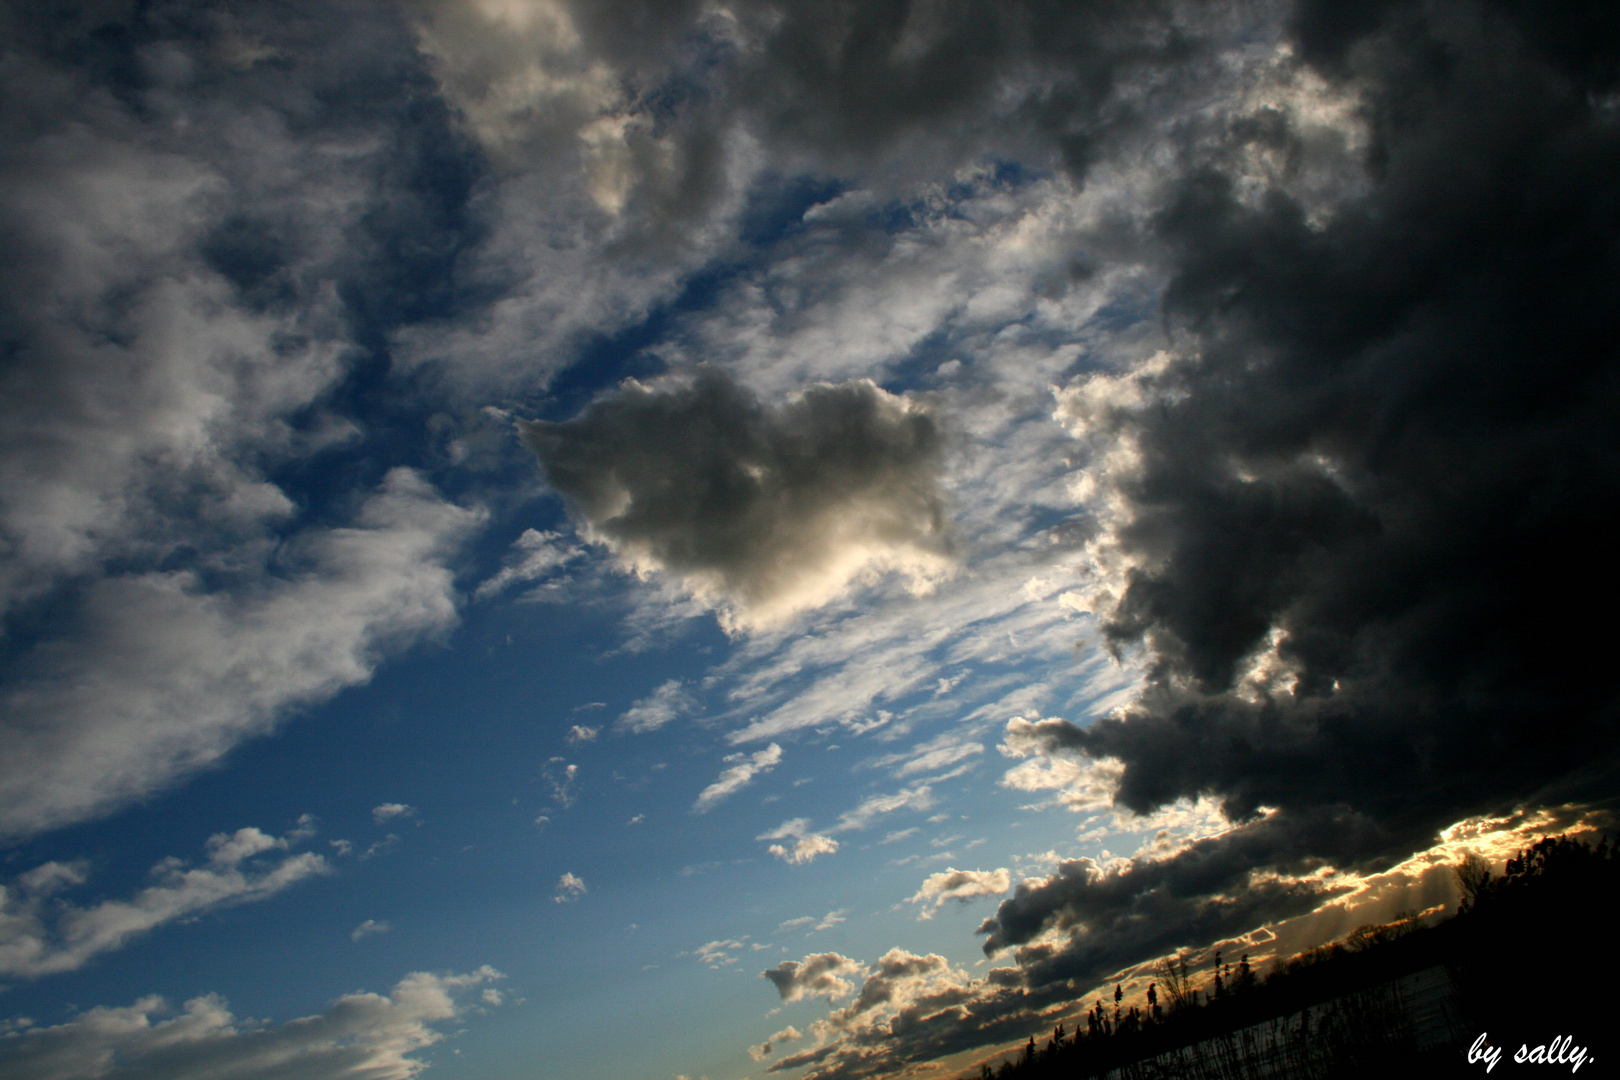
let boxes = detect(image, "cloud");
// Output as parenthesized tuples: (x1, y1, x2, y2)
(0, 825, 329, 979)
(0, 967, 502, 1080)
(566, 725, 600, 745)
(554, 872, 587, 903)
(0, 4, 492, 845)
(758, 819, 841, 865)
(694, 743, 783, 813)
(695, 938, 749, 969)
(371, 804, 418, 826)
(874, 733, 985, 779)
(758, 783, 936, 864)
(352, 919, 392, 942)
(908, 868, 1011, 918)
(726, 8, 1620, 1071)
(1021, 0, 1620, 943)
(361, 835, 402, 862)
(998, 718, 1126, 814)
(749, 1025, 803, 1062)
(0, 470, 480, 842)
(762, 953, 866, 1003)
(813, 909, 849, 932)
(618, 679, 693, 734)
(833, 785, 935, 833)
(522, 368, 951, 632)
(975, 810, 1359, 963)
(473, 529, 583, 600)
(545, 759, 580, 808)
(10, 5, 1619, 1080)
(764, 948, 979, 1078)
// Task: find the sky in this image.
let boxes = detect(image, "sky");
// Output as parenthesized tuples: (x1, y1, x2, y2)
(0, 2, 1617, 1079)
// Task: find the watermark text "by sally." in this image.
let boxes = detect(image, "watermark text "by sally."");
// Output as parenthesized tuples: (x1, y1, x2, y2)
(1469, 1033, 1592, 1074)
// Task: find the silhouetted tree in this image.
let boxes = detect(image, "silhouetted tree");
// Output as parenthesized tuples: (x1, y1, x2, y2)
(1453, 851, 1491, 911)
(1156, 953, 1195, 1015)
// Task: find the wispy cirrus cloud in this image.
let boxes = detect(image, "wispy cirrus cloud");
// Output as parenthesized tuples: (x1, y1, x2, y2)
(0, 825, 329, 979)
(694, 743, 783, 813)
(759, 783, 938, 865)
(617, 678, 693, 734)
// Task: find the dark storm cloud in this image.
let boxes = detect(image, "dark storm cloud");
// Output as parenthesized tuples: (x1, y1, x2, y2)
(977, 808, 1364, 959)
(553, 0, 1196, 182)
(1071, 0, 1620, 822)
(1003, 0, 1620, 972)
(522, 368, 950, 628)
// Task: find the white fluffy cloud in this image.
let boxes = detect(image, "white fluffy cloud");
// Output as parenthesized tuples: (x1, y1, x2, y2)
(907, 868, 1012, 918)
(758, 819, 841, 865)
(553, 872, 586, 903)
(0, 826, 328, 979)
(833, 785, 936, 832)
(0, 967, 502, 1080)
(694, 938, 749, 969)
(875, 732, 986, 779)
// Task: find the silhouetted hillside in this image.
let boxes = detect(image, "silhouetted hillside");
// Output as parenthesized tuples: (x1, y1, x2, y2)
(966, 834, 1617, 1079)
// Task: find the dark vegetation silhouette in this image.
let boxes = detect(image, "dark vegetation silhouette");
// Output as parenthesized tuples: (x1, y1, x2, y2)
(966, 835, 1617, 1079)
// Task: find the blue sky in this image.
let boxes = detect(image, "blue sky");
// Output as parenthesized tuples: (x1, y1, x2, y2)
(2, 3, 1618, 1079)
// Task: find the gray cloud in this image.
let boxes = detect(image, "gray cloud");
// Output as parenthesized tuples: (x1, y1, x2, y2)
(0, 471, 478, 841)
(0, 967, 502, 1080)
(976, 809, 1366, 964)
(559, 0, 1195, 183)
(762, 952, 866, 1003)
(523, 368, 951, 630)
(749, 1024, 803, 1062)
